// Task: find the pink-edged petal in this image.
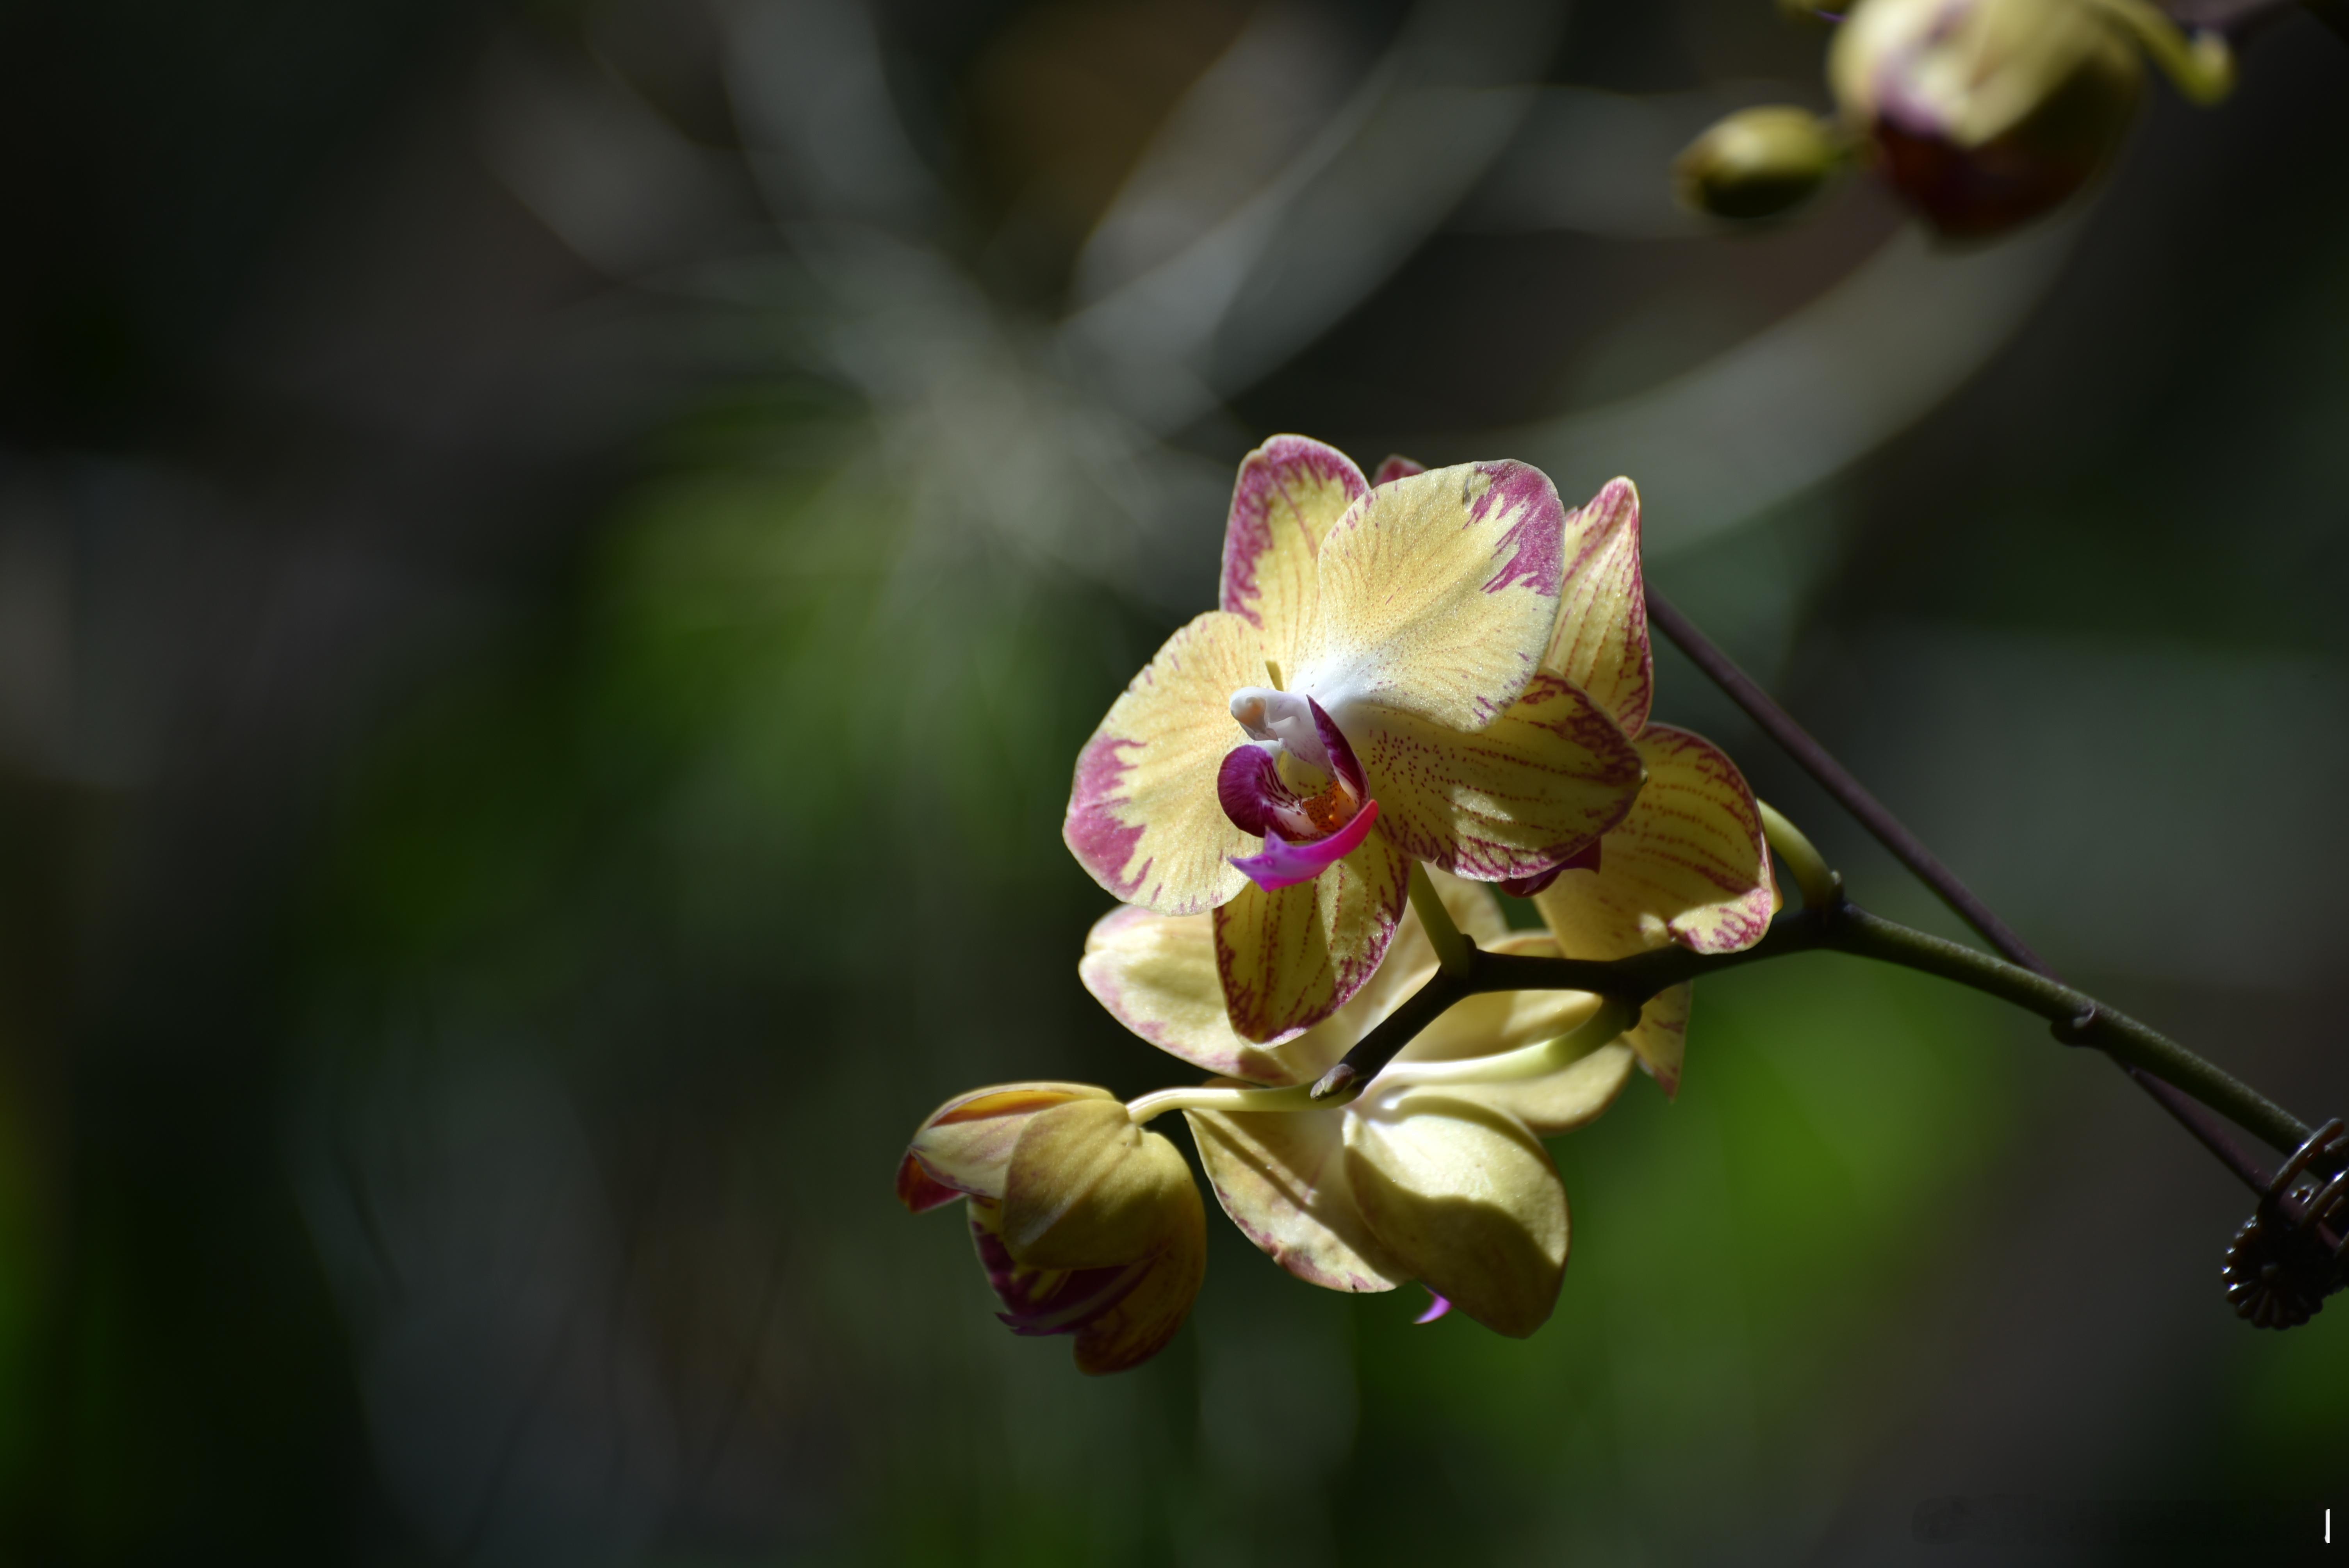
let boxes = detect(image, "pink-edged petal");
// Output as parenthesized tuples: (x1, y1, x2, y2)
(1065, 610, 1262, 914)
(1625, 984, 1691, 1099)
(1371, 454, 1426, 486)
(1220, 436, 1367, 661)
(1296, 461, 1568, 734)
(901, 1083, 1117, 1205)
(1343, 1090, 1569, 1339)
(1543, 478, 1654, 739)
(1184, 1102, 1408, 1294)
(1354, 672, 1645, 883)
(1230, 800, 1383, 891)
(1080, 905, 1299, 1082)
(1213, 825, 1411, 1042)
(1533, 722, 1774, 958)
(1414, 1290, 1452, 1324)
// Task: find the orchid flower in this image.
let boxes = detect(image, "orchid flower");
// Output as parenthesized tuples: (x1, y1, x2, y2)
(1829, 0, 2231, 238)
(1088, 870, 1635, 1337)
(1064, 437, 1646, 1044)
(897, 1083, 1207, 1374)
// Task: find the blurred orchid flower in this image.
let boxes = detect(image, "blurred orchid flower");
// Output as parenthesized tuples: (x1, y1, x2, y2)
(1829, 0, 2232, 238)
(896, 1083, 1207, 1374)
(1088, 870, 1634, 1337)
(1064, 437, 1645, 1043)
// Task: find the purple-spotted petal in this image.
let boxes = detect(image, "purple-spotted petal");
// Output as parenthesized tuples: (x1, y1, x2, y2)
(1293, 462, 1567, 734)
(1230, 801, 1383, 892)
(1214, 827, 1412, 1042)
(1221, 436, 1367, 661)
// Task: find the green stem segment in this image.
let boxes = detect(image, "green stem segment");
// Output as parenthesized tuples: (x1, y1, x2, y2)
(1758, 800, 1838, 911)
(1408, 863, 1476, 979)
(1307, 901, 2313, 1159)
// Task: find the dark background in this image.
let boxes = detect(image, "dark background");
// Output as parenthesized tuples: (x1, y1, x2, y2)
(0, 0, 2344, 1561)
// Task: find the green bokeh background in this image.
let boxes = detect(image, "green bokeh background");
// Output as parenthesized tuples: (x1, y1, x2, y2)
(2, 0, 2345, 1562)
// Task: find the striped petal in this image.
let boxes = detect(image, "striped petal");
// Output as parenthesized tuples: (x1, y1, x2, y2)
(1533, 724, 1772, 1095)
(1543, 478, 1654, 738)
(1532, 723, 1773, 957)
(1065, 611, 1262, 914)
(1297, 462, 1568, 734)
(1221, 436, 1367, 664)
(1213, 826, 1411, 1042)
(1343, 1090, 1569, 1338)
(899, 1083, 1116, 1206)
(1353, 673, 1645, 882)
(1623, 983, 1692, 1099)
(1185, 1102, 1408, 1294)
(1079, 905, 1296, 1082)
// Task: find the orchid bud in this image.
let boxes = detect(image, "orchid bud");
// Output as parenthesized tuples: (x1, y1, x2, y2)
(1828, 0, 2230, 240)
(1673, 107, 1847, 223)
(898, 1084, 1206, 1374)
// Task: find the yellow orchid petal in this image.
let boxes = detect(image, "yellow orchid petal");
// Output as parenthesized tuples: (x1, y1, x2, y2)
(1396, 933, 1606, 1065)
(1079, 905, 1296, 1082)
(1384, 932, 1637, 1132)
(1624, 983, 1692, 1098)
(1212, 825, 1411, 1042)
(1297, 462, 1568, 734)
(899, 1083, 1116, 1208)
(1002, 1099, 1198, 1271)
(1072, 1181, 1207, 1375)
(1479, 1041, 1640, 1135)
(1185, 1103, 1408, 1294)
(1533, 722, 1774, 959)
(1219, 436, 1367, 665)
(1065, 610, 1261, 914)
(1343, 1090, 1569, 1338)
(1356, 673, 1645, 882)
(1543, 477, 1654, 738)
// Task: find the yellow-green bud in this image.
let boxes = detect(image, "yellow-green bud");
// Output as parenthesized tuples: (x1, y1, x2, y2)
(1673, 107, 1846, 223)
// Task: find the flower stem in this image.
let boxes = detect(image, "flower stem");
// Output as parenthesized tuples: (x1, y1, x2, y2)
(1308, 900, 2314, 1159)
(1370, 998, 1638, 1095)
(1757, 800, 1838, 911)
(1644, 591, 2287, 1194)
(1126, 1078, 1354, 1124)
(1408, 863, 1476, 979)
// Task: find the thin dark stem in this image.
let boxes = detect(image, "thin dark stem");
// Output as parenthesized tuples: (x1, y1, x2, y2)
(1644, 594, 2043, 970)
(2163, 0, 2335, 39)
(1643, 592, 2282, 1193)
(1315, 902, 2312, 1157)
